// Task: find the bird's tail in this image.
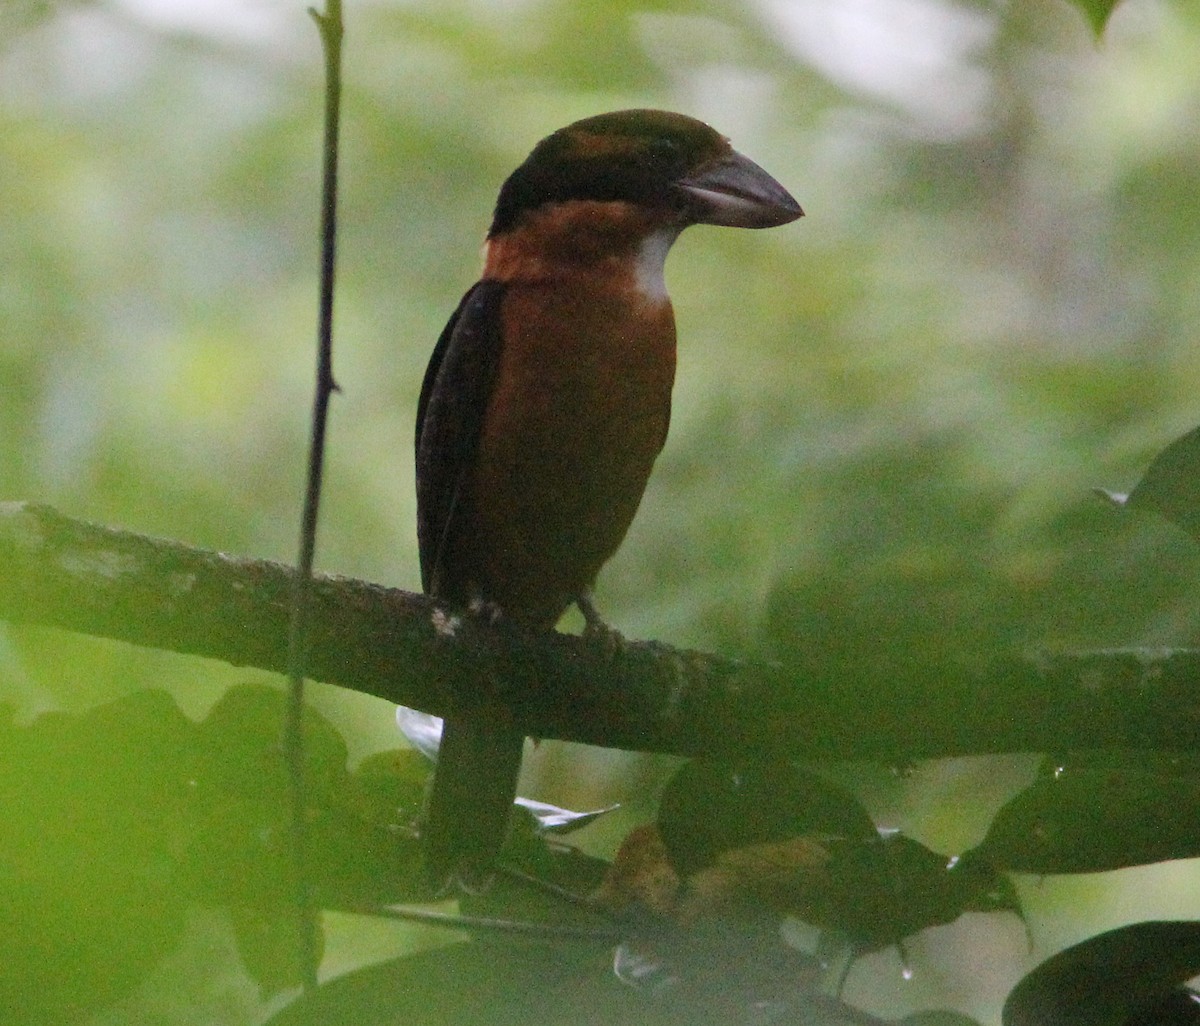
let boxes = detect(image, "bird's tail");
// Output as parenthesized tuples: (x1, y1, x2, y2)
(423, 714, 525, 890)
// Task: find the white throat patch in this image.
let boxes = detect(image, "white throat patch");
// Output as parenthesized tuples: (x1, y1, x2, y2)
(634, 227, 682, 301)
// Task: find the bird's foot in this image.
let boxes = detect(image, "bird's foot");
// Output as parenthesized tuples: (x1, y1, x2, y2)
(576, 592, 625, 658)
(467, 594, 505, 626)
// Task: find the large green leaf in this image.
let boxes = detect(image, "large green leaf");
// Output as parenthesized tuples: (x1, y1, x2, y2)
(1004, 922, 1200, 1026)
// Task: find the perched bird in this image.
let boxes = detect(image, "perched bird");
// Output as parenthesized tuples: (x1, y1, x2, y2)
(415, 108, 802, 887)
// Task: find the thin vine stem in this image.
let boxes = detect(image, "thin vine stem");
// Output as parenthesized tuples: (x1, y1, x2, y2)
(284, 0, 344, 994)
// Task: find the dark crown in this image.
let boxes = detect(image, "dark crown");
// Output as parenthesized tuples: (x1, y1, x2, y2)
(489, 109, 731, 237)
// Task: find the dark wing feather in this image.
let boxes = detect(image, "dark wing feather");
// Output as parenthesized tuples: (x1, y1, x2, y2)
(414, 280, 507, 595)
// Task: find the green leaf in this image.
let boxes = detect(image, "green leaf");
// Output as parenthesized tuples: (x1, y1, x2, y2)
(1004, 922, 1200, 1026)
(196, 683, 350, 803)
(261, 941, 640, 1026)
(1069, 0, 1123, 36)
(967, 770, 1200, 873)
(809, 834, 1019, 953)
(0, 691, 196, 1022)
(351, 747, 430, 828)
(1122, 424, 1200, 544)
(656, 760, 877, 876)
(231, 903, 326, 1003)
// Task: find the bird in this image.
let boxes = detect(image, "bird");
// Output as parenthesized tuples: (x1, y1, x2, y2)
(414, 108, 802, 888)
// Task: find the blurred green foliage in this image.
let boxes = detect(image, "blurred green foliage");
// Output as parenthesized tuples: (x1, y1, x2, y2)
(0, 685, 426, 1024)
(4, 0, 1200, 1022)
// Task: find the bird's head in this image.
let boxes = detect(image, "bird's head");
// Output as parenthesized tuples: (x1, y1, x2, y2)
(489, 109, 802, 239)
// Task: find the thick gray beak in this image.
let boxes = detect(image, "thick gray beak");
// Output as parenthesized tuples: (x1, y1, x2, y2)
(677, 150, 803, 229)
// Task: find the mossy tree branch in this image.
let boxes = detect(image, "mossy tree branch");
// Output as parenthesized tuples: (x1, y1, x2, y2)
(2, 501, 1199, 760)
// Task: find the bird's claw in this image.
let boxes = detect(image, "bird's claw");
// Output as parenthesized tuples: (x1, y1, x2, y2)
(467, 594, 505, 626)
(577, 592, 625, 659)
